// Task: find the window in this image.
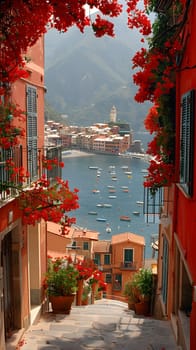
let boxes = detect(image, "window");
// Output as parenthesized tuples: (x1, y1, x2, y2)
(83, 242, 89, 250)
(72, 241, 77, 249)
(26, 85, 38, 180)
(124, 248, 133, 266)
(180, 90, 194, 196)
(104, 254, 110, 265)
(94, 253, 100, 265)
(113, 274, 122, 291)
(105, 273, 112, 284)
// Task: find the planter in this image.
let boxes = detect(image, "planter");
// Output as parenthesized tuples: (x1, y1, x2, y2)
(135, 301, 150, 316)
(128, 301, 135, 311)
(49, 295, 75, 314)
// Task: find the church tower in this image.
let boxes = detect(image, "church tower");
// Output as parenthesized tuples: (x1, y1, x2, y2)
(110, 105, 117, 123)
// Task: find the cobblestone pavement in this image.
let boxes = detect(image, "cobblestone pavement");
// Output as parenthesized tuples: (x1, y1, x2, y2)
(18, 299, 180, 350)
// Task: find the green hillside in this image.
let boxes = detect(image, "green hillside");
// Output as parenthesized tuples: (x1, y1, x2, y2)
(44, 9, 150, 130)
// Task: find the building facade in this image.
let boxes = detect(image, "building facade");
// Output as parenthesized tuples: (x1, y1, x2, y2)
(0, 37, 48, 349)
(152, 1, 196, 349)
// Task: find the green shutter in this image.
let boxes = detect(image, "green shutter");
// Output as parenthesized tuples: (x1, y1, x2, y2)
(180, 90, 194, 196)
(26, 85, 38, 179)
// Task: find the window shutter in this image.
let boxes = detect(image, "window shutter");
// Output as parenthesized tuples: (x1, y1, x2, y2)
(180, 90, 194, 196)
(26, 85, 38, 179)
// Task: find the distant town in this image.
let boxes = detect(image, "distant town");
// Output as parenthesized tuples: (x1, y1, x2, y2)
(45, 106, 147, 157)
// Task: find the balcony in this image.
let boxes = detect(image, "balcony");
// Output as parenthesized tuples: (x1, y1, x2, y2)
(0, 145, 62, 203)
(120, 262, 137, 271)
(0, 146, 22, 201)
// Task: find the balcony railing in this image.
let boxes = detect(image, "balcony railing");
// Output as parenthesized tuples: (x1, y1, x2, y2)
(0, 146, 22, 201)
(0, 145, 62, 202)
(120, 262, 137, 270)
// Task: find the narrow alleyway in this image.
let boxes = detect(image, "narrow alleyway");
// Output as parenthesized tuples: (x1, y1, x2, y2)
(13, 299, 180, 350)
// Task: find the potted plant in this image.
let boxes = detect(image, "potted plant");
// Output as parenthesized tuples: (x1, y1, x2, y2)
(123, 280, 140, 310)
(131, 268, 153, 315)
(44, 256, 79, 314)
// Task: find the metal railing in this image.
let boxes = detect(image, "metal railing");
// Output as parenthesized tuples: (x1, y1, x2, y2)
(0, 145, 62, 202)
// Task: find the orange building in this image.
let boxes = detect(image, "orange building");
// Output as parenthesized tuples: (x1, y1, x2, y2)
(149, 1, 196, 349)
(93, 232, 145, 301)
(47, 222, 99, 260)
(0, 37, 49, 350)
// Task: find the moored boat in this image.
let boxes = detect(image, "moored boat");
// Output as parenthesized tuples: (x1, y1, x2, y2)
(103, 204, 112, 208)
(132, 211, 140, 216)
(88, 211, 97, 215)
(120, 215, 131, 222)
(96, 218, 107, 222)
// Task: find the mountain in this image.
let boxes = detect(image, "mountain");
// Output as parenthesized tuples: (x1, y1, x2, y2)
(44, 7, 151, 130)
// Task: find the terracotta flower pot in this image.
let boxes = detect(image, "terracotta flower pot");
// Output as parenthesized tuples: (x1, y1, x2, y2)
(49, 295, 75, 314)
(135, 301, 150, 316)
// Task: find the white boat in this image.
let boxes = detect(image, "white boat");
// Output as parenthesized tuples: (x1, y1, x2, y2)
(88, 211, 97, 215)
(107, 185, 115, 188)
(132, 211, 140, 216)
(124, 171, 132, 175)
(136, 201, 144, 205)
(92, 189, 100, 193)
(108, 195, 117, 199)
(121, 186, 128, 189)
(88, 166, 99, 170)
(96, 203, 104, 207)
(103, 204, 112, 208)
(96, 218, 107, 222)
(106, 227, 112, 233)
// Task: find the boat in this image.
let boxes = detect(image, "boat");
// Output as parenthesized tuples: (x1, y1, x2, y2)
(108, 195, 117, 199)
(88, 166, 99, 170)
(124, 171, 132, 175)
(96, 204, 104, 207)
(88, 211, 97, 215)
(121, 186, 128, 189)
(122, 189, 129, 193)
(121, 166, 129, 170)
(120, 216, 131, 222)
(92, 189, 100, 193)
(106, 226, 112, 233)
(96, 218, 107, 222)
(109, 189, 116, 193)
(132, 211, 140, 216)
(107, 185, 115, 188)
(136, 201, 144, 206)
(103, 203, 112, 208)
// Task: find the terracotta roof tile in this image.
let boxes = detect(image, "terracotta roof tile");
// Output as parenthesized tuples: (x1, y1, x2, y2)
(93, 240, 111, 253)
(47, 222, 99, 240)
(111, 232, 145, 245)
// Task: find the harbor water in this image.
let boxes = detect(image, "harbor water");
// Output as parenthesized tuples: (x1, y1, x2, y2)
(62, 151, 158, 259)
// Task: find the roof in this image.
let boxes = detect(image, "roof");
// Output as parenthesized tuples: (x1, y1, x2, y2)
(47, 222, 99, 241)
(93, 240, 111, 253)
(111, 232, 145, 246)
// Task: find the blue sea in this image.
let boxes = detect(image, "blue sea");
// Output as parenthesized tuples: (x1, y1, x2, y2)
(62, 135, 158, 260)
